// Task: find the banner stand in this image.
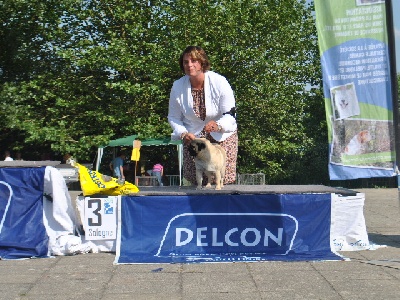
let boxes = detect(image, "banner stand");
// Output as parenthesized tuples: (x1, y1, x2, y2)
(384, 0, 400, 190)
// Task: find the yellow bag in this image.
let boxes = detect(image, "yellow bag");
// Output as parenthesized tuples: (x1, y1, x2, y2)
(74, 163, 139, 196)
(131, 140, 141, 161)
(131, 148, 140, 161)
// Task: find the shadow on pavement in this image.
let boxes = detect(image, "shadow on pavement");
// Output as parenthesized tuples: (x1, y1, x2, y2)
(368, 233, 400, 248)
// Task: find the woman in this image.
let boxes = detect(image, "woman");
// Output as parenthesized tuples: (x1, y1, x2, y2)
(152, 163, 164, 186)
(168, 46, 238, 186)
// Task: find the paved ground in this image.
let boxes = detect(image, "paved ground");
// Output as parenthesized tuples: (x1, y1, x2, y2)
(1, 188, 400, 300)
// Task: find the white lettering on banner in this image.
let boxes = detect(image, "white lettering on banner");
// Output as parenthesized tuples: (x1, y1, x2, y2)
(226, 228, 239, 246)
(266, 228, 283, 246)
(176, 228, 193, 246)
(176, 227, 284, 247)
(156, 213, 298, 257)
(0, 181, 13, 235)
(197, 227, 207, 246)
(242, 228, 261, 246)
(212, 228, 223, 246)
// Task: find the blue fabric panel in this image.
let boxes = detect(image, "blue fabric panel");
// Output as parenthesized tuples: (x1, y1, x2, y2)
(116, 193, 342, 263)
(0, 167, 49, 259)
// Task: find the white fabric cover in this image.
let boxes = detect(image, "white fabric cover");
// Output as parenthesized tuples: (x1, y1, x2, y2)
(331, 193, 371, 251)
(43, 166, 98, 255)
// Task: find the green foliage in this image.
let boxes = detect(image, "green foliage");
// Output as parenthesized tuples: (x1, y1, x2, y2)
(0, 0, 330, 183)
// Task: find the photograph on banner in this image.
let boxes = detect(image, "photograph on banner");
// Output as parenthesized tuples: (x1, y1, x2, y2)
(330, 119, 394, 168)
(315, 0, 396, 179)
(356, 0, 385, 6)
(330, 83, 360, 120)
(84, 196, 117, 241)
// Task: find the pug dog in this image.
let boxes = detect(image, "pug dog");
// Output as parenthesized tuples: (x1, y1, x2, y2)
(188, 138, 227, 190)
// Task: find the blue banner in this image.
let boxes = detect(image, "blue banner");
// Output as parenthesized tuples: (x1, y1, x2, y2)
(315, 0, 396, 180)
(0, 167, 49, 259)
(115, 193, 342, 263)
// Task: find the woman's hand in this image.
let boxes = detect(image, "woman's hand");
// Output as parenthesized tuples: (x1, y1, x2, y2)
(182, 132, 195, 144)
(204, 120, 219, 133)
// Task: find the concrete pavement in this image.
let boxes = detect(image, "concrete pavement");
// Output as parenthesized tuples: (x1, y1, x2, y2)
(1, 188, 400, 299)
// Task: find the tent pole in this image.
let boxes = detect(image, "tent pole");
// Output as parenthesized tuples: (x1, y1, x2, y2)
(135, 160, 138, 185)
(96, 148, 103, 171)
(179, 144, 183, 186)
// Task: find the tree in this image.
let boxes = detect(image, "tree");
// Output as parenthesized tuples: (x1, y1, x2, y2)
(0, 0, 329, 184)
(155, 0, 327, 183)
(1, 0, 174, 160)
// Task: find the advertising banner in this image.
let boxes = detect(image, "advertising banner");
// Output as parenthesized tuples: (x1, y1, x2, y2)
(0, 167, 49, 259)
(115, 193, 342, 264)
(315, 0, 396, 180)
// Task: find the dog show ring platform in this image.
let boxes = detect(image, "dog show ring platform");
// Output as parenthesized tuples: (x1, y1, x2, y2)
(95, 184, 368, 264)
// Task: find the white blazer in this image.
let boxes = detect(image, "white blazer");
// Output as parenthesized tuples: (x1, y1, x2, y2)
(168, 71, 237, 142)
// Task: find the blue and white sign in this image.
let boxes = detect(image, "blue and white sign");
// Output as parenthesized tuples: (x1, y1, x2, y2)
(115, 193, 342, 264)
(0, 167, 49, 259)
(84, 196, 117, 240)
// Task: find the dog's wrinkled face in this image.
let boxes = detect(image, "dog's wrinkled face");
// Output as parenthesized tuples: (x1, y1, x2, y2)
(189, 141, 206, 157)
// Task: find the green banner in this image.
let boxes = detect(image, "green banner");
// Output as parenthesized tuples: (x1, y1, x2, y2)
(315, 0, 396, 180)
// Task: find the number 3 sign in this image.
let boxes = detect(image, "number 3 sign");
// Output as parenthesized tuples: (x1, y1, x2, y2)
(84, 196, 118, 240)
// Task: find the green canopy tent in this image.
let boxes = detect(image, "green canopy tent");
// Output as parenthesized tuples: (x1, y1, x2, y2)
(96, 135, 183, 185)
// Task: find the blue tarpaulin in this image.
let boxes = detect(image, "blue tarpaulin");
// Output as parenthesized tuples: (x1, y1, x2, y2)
(0, 167, 49, 259)
(115, 193, 343, 264)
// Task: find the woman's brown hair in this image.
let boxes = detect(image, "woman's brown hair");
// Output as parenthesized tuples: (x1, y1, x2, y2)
(179, 46, 211, 73)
